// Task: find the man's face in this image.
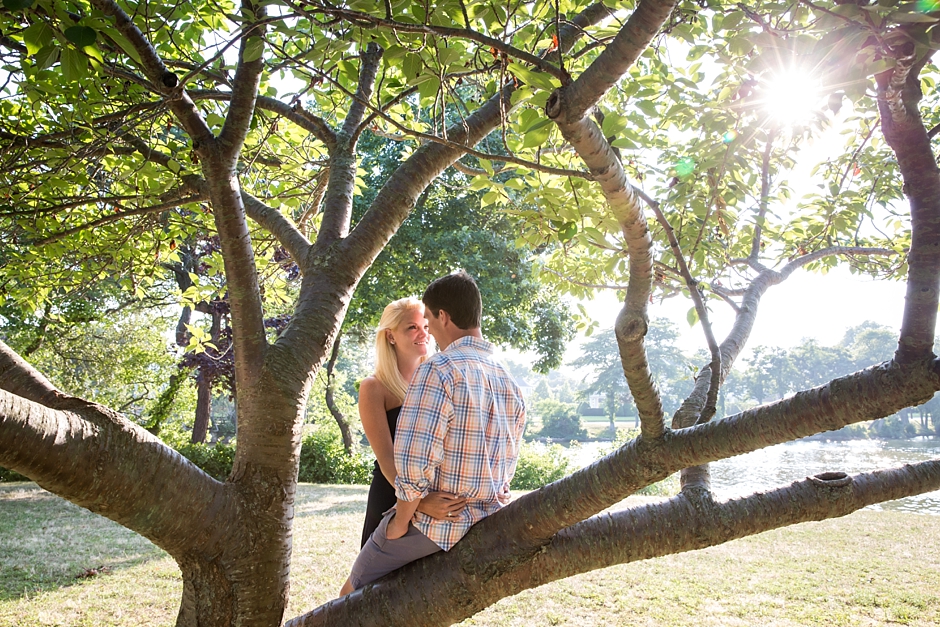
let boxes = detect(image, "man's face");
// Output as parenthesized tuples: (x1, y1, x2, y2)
(424, 308, 445, 348)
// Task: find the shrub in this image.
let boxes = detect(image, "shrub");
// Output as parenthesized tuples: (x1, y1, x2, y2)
(535, 399, 586, 440)
(174, 441, 236, 481)
(0, 467, 29, 482)
(298, 423, 373, 485)
(511, 442, 573, 490)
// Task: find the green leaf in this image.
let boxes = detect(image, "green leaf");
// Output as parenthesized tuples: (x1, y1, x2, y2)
(417, 75, 441, 101)
(686, 306, 699, 327)
(34, 45, 59, 70)
(167, 159, 181, 174)
(243, 37, 264, 63)
(64, 26, 97, 49)
(99, 27, 142, 64)
(22, 23, 54, 56)
(889, 10, 940, 23)
(61, 47, 88, 82)
(402, 53, 423, 81)
(506, 62, 560, 92)
(601, 113, 628, 137)
(522, 123, 551, 148)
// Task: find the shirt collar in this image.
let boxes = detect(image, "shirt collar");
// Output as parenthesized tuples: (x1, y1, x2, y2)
(443, 335, 493, 354)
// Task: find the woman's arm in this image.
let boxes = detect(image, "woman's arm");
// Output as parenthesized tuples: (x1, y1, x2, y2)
(358, 377, 396, 487)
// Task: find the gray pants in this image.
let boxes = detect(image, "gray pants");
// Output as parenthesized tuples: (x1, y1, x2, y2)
(348, 509, 442, 589)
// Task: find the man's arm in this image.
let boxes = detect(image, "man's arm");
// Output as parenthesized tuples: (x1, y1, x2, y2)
(392, 361, 451, 522)
(386, 497, 420, 540)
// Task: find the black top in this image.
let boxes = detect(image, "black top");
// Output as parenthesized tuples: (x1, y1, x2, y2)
(361, 405, 402, 547)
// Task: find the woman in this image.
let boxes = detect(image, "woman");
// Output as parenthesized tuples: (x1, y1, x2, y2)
(358, 297, 466, 547)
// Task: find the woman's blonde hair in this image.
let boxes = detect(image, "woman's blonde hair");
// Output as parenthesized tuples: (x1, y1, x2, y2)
(374, 297, 426, 403)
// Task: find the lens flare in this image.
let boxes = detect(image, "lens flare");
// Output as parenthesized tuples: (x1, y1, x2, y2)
(674, 157, 695, 178)
(762, 69, 821, 126)
(722, 130, 738, 144)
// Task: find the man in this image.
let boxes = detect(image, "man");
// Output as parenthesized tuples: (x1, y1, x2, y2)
(340, 271, 527, 594)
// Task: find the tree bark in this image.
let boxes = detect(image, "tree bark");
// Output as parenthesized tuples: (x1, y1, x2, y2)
(546, 0, 681, 440)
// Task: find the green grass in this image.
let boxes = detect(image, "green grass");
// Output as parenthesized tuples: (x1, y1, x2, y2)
(2, 481, 940, 626)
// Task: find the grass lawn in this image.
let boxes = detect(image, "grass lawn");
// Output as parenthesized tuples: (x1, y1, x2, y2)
(2, 481, 939, 626)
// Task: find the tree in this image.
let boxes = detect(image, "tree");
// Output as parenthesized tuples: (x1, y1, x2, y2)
(572, 320, 689, 429)
(534, 398, 586, 439)
(3, 2, 940, 627)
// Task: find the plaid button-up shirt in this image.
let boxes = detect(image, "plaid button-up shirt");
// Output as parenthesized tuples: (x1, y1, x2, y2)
(394, 336, 527, 551)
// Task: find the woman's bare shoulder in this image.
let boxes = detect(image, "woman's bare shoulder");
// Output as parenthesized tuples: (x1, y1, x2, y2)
(359, 375, 393, 405)
(359, 375, 386, 395)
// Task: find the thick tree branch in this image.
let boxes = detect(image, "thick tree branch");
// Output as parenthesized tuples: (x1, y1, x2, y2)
(315, 44, 384, 246)
(0, 340, 64, 407)
(343, 43, 383, 140)
(492, 461, 940, 593)
(554, 0, 679, 123)
(543, 0, 680, 440)
(87, 0, 215, 148)
(547, 123, 661, 437)
(876, 59, 940, 364)
(217, 4, 268, 165)
(0, 384, 228, 562)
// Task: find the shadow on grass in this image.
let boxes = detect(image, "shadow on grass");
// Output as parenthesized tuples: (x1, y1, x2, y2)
(0, 482, 370, 602)
(0, 482, 169, 602)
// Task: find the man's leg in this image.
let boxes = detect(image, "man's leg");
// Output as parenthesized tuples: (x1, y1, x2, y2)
(345, 510, 441, 592)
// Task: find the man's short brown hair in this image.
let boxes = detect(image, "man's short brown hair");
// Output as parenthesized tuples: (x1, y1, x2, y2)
(422, 271, 482, 330)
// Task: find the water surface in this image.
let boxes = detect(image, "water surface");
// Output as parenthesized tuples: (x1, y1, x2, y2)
(564, 437, 940, 515)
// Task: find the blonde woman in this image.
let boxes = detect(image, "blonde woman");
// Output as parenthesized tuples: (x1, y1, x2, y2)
(358, 297, 466, 546)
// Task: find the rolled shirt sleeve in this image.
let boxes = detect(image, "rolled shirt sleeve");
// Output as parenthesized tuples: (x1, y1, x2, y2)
(394, 363, 451, 502)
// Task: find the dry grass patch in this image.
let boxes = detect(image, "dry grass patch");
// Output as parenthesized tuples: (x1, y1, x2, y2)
(2, 482, 939, 626)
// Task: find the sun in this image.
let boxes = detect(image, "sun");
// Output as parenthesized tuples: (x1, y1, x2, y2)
(761, 69, 823, 127)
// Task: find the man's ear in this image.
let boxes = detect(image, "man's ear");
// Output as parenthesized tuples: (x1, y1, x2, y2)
(437, 309, 452, 327)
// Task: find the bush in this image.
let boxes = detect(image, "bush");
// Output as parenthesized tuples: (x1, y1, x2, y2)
(535, 399, 586, 440)
(174, 441, 236, 480)
(0, 467, 29, 482)
(298, 423, 373, 485)
(511, 442, 573, 490)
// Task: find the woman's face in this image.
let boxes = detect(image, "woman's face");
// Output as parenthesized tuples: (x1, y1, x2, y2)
(387, 308, 430, 360)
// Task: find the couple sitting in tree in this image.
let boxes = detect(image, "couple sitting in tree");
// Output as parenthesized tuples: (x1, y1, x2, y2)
(339, 272, 527, 595)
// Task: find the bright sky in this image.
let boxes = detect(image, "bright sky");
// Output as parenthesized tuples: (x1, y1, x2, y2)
(583, 267, 906, 360)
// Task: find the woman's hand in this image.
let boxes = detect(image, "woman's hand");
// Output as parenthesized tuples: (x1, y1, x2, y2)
(417, 491, 467, 520)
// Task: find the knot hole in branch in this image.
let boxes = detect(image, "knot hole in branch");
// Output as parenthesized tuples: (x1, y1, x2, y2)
(809, 471, 852, 488)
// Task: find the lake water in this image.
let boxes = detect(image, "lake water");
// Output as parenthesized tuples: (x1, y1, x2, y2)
(561, 437, 940, 515)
